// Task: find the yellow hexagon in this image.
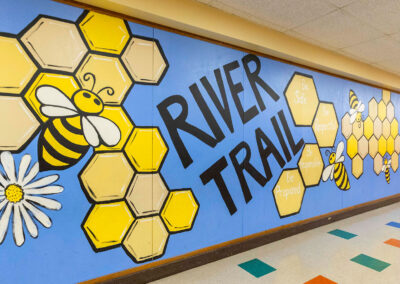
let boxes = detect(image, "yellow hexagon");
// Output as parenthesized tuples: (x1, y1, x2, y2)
(346, 135, 358, 159)
(391, 153, 398, 172)
(368, 98, 378, 120)
(122, 37, 168, 85)
(312, 103, 338, 148)
(24, 73, 80, 122)
(363, 116, 374, 139)
(378, 100, 386, 121)
(76, 54, 132, 106)
(272, 169, 305, 217)
(374, 154, 383, 175)
(387, 136, 395, 155)
(382, 119, 390, 139)
(358, 136, 368, 159)
(95, 106, 134, 151)
(83, 201, 134, 250)
(161, 189, 198, 232)
(369, 136, 378, 158)
(352, 154, 363, 179)
(79, 11, 130, 55)
(373, 119, 382, 138)
(341, 113, 352, 139)
(386, 102, 394, 122)
(126, 173, 169, 217)
(352, 120, 363, 140)
(21, 17, 87, 72)
(382, 89, 391, 105)
(125, 127, 168, 172)
(0, 35, 37, 94)
(378, 136, 387, 156)
(123, 216, 169, 263)
(391, 119, 398, 138)
(79, 152, 135, 202)
(0, 96, 40, 151)
(297, 144, 323, 187)
(284, 73, 319, 126)
(395, 136, 400, 154)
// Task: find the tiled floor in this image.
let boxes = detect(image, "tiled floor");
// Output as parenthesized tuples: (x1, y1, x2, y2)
(152, 203, 400, 284)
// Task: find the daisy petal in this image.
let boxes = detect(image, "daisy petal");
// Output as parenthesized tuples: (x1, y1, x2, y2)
(21, 162, 39, 187)
(0, 198, 8, 211)
(17, 154, 31, 184)
(0, 172, 7, 187)
(25, 196, 61, 210)
(22, 201, 51, 228)
(24, 175, 59, 190)
(1, 151, 16, 183)
(19, 204, 38, 238)
(24, 186, 64, 195)
(13, 204, 24, 246)
(0, 202, 12, 244)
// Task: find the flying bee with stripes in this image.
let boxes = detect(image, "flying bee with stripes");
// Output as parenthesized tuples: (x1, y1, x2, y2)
(322, 141, 350, 191)
(35, 73, 121, 171)
(381, 158, 391, 184)
(348, 90, 365, 127)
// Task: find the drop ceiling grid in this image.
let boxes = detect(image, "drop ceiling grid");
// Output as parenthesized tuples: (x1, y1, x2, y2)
(196, 0, 400, 74)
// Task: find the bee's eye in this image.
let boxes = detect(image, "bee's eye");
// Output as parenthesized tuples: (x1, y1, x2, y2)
(94, 99, 101, 105)
(83, 92, 91, 98)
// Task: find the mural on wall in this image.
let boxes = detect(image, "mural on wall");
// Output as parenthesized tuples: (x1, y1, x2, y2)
(0, 10, 199, 264)
(1, 1, 400, 283)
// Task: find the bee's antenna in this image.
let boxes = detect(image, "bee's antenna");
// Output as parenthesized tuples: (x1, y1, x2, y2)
(83, 72, 96, 91)
(97, 86, 114, 97)
(325, 150, 330, 156)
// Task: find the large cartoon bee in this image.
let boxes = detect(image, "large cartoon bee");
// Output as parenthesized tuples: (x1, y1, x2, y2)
(382, 158, 391, 184)
(322, 141, 350, 191)
(348, 90, 365, 127)
(35, 73, 121, 171)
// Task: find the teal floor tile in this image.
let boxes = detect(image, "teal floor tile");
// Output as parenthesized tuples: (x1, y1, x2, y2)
(328, 229, 357, 239)
(386, 221, 400, 228)
(238, 258, 276, 278)
(351, 254, 391, 272)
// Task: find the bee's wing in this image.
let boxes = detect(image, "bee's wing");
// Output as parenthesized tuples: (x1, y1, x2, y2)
(36, 85, 77, 117)
(349, 108, 356, 115)
(81, 116, 100, 147)
(322, 165, 334, 181)
(349, 113, 356, 123)
(335, 141, 345, 161)
(336, 156, 345, 163)
(85, 116, 121, 147)
(358, 103, 365, 112)
(388, 159, 392, 165)
(382, 165, 386, 172)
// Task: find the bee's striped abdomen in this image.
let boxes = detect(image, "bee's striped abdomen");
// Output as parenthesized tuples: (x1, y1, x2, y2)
(38, 116, 89, 171)
(334, 162, 350, 190)
(385, 167, 390, 184)
(349, 90, 359, 109)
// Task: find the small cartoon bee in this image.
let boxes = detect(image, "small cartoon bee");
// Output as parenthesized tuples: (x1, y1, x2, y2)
(348, 90, 365, 127)
(322, 141, 351, 191)
(35, 73, 121, 171)
(381, 158, 391, 184)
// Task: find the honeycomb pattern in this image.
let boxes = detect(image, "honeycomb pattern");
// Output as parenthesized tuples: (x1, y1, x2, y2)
(0, 10, 197, 264)
(342, 90, 400, 178)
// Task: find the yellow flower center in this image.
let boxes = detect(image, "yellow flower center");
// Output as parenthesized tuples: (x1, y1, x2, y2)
(5, 184, 24, 203)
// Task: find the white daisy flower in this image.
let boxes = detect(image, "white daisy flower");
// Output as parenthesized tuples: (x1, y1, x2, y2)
(0, 151, 63, 247)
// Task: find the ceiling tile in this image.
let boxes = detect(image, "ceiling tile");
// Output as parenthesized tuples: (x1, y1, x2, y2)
(326, 0, 356, 8)
(292, 9, 383, 49)
(343, 0, 400, 35)
(341, 36, 400, 64)
(208, 0, 337, 30)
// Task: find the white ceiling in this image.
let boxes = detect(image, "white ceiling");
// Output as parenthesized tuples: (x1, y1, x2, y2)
(196, 0, 400, 75)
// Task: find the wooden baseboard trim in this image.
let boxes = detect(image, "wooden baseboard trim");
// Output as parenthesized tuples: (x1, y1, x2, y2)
(83, 193, 400, 284)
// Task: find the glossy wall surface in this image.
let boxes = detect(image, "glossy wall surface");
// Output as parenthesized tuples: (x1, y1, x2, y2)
(0, 0, 399, 283)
